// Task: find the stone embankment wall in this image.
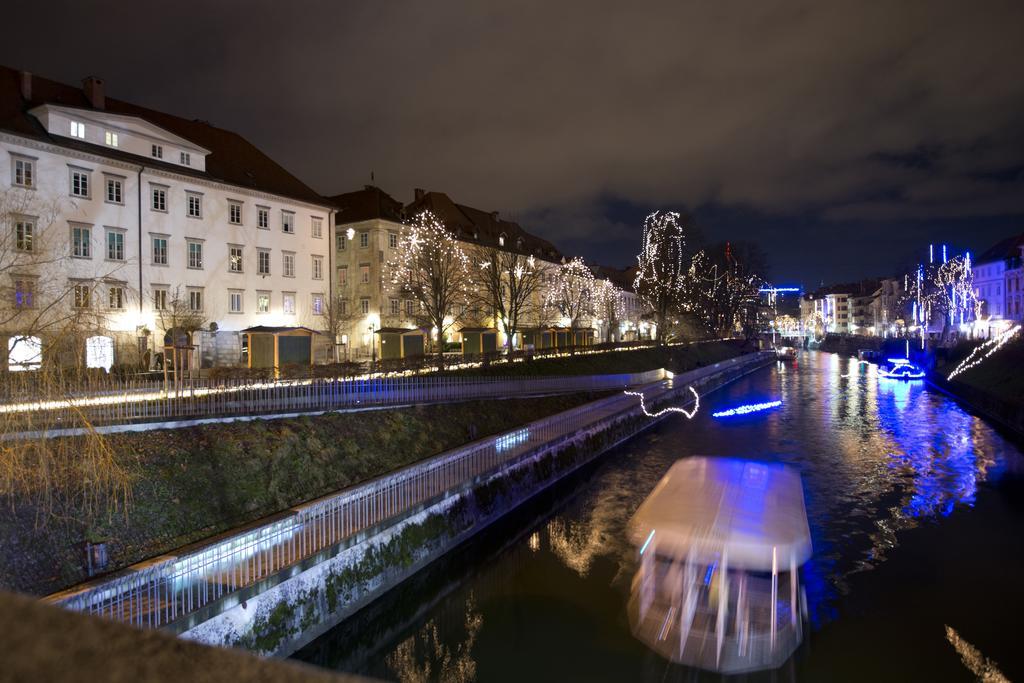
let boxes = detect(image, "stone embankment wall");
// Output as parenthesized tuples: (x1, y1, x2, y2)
(180, 355, 773, 657)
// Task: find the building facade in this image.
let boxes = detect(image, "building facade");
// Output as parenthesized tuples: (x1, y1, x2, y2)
(972, 234, 1024, 336)
(331, 186, 614, 358)
(0, 68, 334, 371)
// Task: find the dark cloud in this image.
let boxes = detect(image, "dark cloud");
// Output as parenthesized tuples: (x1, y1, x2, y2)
(3, 0, 1023, 284)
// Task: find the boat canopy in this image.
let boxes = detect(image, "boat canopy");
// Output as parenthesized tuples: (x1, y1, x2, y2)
(628, 457, 812, 571)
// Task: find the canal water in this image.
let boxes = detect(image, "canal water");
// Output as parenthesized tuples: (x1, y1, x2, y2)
(294, 351, 1024, 682)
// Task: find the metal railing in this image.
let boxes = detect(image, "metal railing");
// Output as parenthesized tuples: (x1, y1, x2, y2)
(0, 368, 666, 432)
(46, 352, 773, 630)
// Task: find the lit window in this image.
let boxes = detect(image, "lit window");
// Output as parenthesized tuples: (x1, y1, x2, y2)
(106, 177, 123, 204)
(359, 232, 369, 248)
(72, 225, 91, 258)
(360, 298, 369, 314)
(229, 290, 243, 313)
(390, 298, 400, 315)
(13, 279, 35, 309)
(7, 336, 41, 371)
(106, 230, 125, 261)
(312, 293, 324, 316)
(337, 266, 348, 286)
(388, 232, 398, 249)
(108, 286, 125, 310)
(151, 144, 163, 159)
(283, 252, 295, 277)
(311, 216, 323, 238)
(498, 234, 506, 247)
(105, 131, 118, 147)
(73, 284, 90, 309)
(153, 288, 169, 311)
(229, 202, 242, 225)
(152, 236, 168, 265)
(282, 211, 295, 234)
(14, 219, 34, 252)
(312, 255, 323, 280)
(69, 121, 85, 138)
(283, 292, 296, 315)
(257, 291, 270, 313)
(180, 152, 191, 166)
(229, 245, 243, 273)
(12, 157, 34, 188)
(257, 206, 269, 229)
(70, 168, 90, 198)
(360, 264, 370, 284)
(257, 249, 271, 275)
(188, 288, 203, 312)
(151, 186, 167, 211)
(187, 241, 203, 269)
(187, 193, 202, 218)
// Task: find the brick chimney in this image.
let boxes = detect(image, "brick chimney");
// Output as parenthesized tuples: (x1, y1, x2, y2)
(19, 71, 32, 101)
(82, 76, 105, 110)
(414, 188, 425, 202)
(490, 211, 499, 221)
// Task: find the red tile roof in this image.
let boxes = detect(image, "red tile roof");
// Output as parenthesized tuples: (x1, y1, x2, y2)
(0, 66, 327, 207)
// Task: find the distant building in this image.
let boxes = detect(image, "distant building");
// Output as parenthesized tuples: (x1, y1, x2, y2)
(972, 233, 1024, 335)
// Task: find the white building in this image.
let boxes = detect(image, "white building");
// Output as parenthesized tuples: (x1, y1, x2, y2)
(1, 68, 335, 370)
(972, 234, 1024, 335)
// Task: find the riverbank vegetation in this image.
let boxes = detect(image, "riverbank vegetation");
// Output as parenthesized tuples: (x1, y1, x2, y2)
(0, 392, 608, 596)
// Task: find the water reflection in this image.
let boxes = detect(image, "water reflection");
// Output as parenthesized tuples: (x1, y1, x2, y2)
(385, 594, 483, 683)
(296, 351, 1023, 682)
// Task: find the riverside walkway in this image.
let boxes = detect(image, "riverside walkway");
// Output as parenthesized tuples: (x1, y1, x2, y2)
(45, 353, 773, 633)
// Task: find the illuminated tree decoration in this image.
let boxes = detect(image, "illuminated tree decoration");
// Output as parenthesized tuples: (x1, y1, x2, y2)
(467, 244, 546, 357)
(386, 209, 469, 365)
(900, 247, 980, 345)
(593, 278, 627, 343)
(633, 211, 697, 344)
(545, 256, 596, 349)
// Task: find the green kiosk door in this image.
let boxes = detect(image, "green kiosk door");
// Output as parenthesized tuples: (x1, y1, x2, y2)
(402, 334, 424, 357)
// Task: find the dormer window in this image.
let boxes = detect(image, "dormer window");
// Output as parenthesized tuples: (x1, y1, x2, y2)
(151, 144, 163, 159)
(69, 121, 85, 139)
(104, 131, 118, 147)
(498, 233, 506, 247)
(180, 152, 191, 166)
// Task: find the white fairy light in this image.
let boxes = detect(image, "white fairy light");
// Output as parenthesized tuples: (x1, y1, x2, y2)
(947, 325, 1021, 380)
(624, 386, 700, 419)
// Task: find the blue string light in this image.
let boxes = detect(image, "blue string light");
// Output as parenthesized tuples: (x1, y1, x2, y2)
(712, 401, 782, 417)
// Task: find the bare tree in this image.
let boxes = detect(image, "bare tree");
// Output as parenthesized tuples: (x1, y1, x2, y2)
(546, 257, 595, 351)
(319, 293, 359, 362)
(155, 286, 207, 386)
(467, 244, 547, 357)
(0, 188, 133, 529)
(387, 210, 469, 368)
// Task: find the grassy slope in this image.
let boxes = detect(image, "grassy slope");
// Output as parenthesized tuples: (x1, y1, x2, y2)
(3, 341, 754, 596)
(944, 336, 1024, 404)
(1, 393, 606, 596)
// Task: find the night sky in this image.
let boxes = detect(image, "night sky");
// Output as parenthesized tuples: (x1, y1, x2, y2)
(3, 1, 1022, 287)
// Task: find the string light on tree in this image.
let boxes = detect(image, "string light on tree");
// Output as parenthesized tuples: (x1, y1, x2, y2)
(946, 325, 1021, 381)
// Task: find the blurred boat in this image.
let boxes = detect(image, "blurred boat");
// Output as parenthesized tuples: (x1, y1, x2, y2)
(627, 457, 812, 674)
(775, 346, 797, 359)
